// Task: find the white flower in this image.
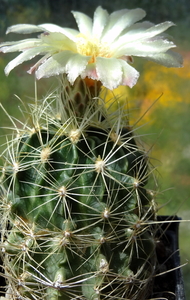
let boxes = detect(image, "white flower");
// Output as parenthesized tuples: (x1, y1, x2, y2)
(0, 6, 183, 90)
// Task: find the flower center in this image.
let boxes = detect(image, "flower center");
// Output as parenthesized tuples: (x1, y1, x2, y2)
(76, 34, 110, 63)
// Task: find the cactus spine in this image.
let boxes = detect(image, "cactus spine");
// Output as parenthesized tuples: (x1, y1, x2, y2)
(0, 74, 158, 300)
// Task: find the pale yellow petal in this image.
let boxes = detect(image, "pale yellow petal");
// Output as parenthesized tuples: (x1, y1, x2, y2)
(113, 39, 175, 58)
(145, 50, 183, 68)
(119, 59, 139, 88)
(102, 8, 146, 43)
(4, 47, 50, 75)
(6, 24, 43, 34)
(96, 57, 123, 89)
(0, 39, 41, 52)
(92, 6, 109, 39)
(72, 11, 92, 37)
(36, 51, 74, 79)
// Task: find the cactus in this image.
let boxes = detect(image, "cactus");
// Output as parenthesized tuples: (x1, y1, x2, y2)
(0, 6, 182, 300)
(0, 75, 158, 300)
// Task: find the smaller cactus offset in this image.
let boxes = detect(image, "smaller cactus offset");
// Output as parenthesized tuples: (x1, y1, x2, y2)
(0, 6, 182, 300)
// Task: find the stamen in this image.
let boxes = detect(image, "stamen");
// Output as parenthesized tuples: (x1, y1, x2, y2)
(76, 34, 110, 63)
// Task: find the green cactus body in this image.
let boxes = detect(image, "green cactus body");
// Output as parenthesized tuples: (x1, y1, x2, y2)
(0, 78, 157, 300)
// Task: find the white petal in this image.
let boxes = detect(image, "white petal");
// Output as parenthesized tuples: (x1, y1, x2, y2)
(115, 21, 174, 47)
(36, 51, 89, 82)
(145, 50, 183, 68)
(96, 57, 123, 89)
(102, 9, 129, 34)
(28, 53, 52, 74)
(121, 21, 154, 35)
(38, 23, 69, 33)
(143, 21, 175, 38)
(0, 38, 41, 53)
(39, 24, 79, 41)
(4, 47, 50, 75)
(36, 51, 74, 79)
(92, 6, 109, 39)
(66, 53, 90, 84)
(81, 63, 98, 81)
(40, 32, 77, 52)
(6, 23, 79, 42)
(6, 24, 43, 34)
(102, 8, 146, 43)
(54, 28, 79, 42)
(119, 59, 139, 88)
(72, 11, 92, 37)
(114, 39, 175, 58)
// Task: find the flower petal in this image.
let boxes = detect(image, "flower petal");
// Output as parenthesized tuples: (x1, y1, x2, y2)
(6, 24, 43, 34)
(92, 6, 109, 39)
(96, 57, 123, 90)
(72, 11, 92, 37)
(120, 21, 154, 36)
(81, 63, 98, 81)
(145, 50, 183, 68)
(0, 39, 41, 53)
(119, 59, 139, 88)
(38, 24, 79, 41)
(115, 21, 174, 47)
(6, 23, 80, 42)
(36, 51, 74, 79)
(66, 53, 90, 84)
(102, 9, 130, 34)
(40, 32, 76, 52)
(28, 53, 52, 74)
(102, 8, 146, 43)
(114, 39, 175, 58)
(36, 51, 89, 82)
(4, 46, 50, 75)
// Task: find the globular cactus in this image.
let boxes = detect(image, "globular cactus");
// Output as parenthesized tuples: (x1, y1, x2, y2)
(0, 76, 156, 299)
(0, 6, 182, 300)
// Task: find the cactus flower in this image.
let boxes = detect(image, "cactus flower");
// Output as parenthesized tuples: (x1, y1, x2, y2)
(0, 6, 182, 89)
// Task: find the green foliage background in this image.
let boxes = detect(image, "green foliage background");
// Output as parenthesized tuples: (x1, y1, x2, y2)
(0, 0, 190, 298)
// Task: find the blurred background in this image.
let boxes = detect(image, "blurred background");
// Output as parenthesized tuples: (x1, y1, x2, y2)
(0, 0, 189, 298)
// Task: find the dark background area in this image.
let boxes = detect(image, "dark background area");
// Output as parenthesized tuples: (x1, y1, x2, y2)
(0, 0, 190, 33)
